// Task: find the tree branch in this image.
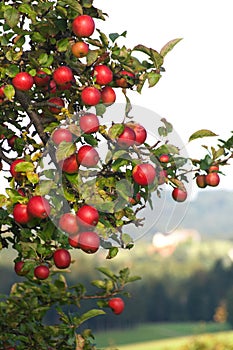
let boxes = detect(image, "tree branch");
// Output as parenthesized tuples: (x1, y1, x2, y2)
(0, 148, 12, 164)
(15, 90, 49, 145)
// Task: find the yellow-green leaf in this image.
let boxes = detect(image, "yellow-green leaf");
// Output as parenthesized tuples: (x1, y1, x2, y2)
(189, 129, 218, 142)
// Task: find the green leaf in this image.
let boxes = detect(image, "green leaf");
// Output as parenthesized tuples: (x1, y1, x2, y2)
(95, 103, 106, 116)
(189, 129, 218, 142)
(15, 161, 34, 173)
(97, 266, 117, 280)
(86, 50, 99, 66)
(133, 44, 151, 56)
(62, 0, 83, 15)
(150, 48, 164, 69)
(57, 38, 69, 52)
(0, 195, 7, 208)
(106, 247, 119, 259)
(6, 64, 20, 78)
(109, 31, 127, 43)
(160, 38, 183, 58)
(108, 124, 124, 139)
(74, 309, 105, 327)
(4, 7, 20, 28)
(55, 142, 76, 162)
(161, 118, 173, 133)
(3, 84, 15, 100)
(91, 280, 106, 289)
(147, 71, 161, 87)
(31, 32, 46, 43)
(122, 233, 133, 245)
(83, 134, 98, 147)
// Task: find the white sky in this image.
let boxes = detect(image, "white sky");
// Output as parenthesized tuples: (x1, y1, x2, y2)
(95, 0, 233, 195)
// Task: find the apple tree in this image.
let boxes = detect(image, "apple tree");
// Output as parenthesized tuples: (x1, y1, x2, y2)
(0, 0, 233, 349)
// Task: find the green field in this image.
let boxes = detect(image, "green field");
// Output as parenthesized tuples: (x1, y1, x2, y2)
(95, 322, 232, 349)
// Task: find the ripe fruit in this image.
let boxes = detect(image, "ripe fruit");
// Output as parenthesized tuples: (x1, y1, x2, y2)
(59, 213, 79, 235)
(71, 41, 89, 58)
(81, 86, 101, 106)
(78, 231, 100, 253)
(159, 154, 170, 163)
(93, 65, 113, 85)
(34, 265, 50, 280)
(34, 70, 50, 87)
(116, 70, 135, 88)
(7, 135, 18, 149)
(72, 15, 95, 38)
(48, 97, 65, 114)
(132, 163, 156, 186)
(13, 203, 31, 225)
(196, 174, 207, 188)
(117, 126, 136, 147)
(205, 172, 220, 187)
(53, 249, 71, 269)
(77, 145, 99, 167)
(158, 169, 168, 185)
(108, 297, 125, 315)
(12, 72, 34, 91)
(27, 196, 51, 219)
(68, 234, 80, 248)
(52, 128, 73, 145)
(172, 187, 187, 202)
(79, 113, 99, 134)
(10, 159, 25, 178)
(0, 85, 5, 98)
(129, 123, 147, 145)
(76, 204, 99, 228)
(14, 261, 28, 276)
(128, 192, 141, 205)
(53, 66, 74, 86)
(208, 164, 219, 173)
(101, 86, 116, 105)
(17, 188, 26, 196)
(60, 153, 79, 174)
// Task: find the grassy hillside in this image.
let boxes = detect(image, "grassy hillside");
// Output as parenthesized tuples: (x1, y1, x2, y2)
(95, 322, 231, 348)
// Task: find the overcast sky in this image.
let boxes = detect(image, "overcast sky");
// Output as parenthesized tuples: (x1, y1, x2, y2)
(96, 0, 233, 195)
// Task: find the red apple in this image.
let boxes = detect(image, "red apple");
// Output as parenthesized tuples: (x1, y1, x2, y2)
(128, 192, 141, 205)
(78, 231, 100, 254)
(0, 85, 5, 98)
(128, 123, 147, 145)
(108, 297, 125, 315)
(71, 41, 89, 58)
(10, 159, 25, 178)
(53, 249, 71, 269)
(34, 70, 50, 87)
(117, 126, 136, 147)
(52, 128, 73, 145)
(101, 86, 116, 106)
(48, 97, 65, 113)
(12, 72, 34, 91)
(68, 234, 80, 248)
(53, 66, 74, 86)
(196, 174, 207, 188)
(79, 113, 99, 134)
(7, 135, 18, 149)
(172, 187, 187, 202)
(116, 70, 135, 88)
(14, 261, 28, 276)
(159, 154, 170, 163)
(77, 145, 99, 167)
(81, 86, 101, 106)
(17, 188, 26, 196)
(72, 15, 95, 38)
(158, 169, 168, 185)
(13, 203, 31, 225)
(205, 172, 220, 187)
(132, 163, 156, 186)
(93, 65, 113, 85)
(27, 196, 51, 219)
(59, 153, 79, 174)
(208, 164, 219, 173)
(76, 204, 99, 228)
(34, 265, 50, 280)
(59, 213, 79, 235)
